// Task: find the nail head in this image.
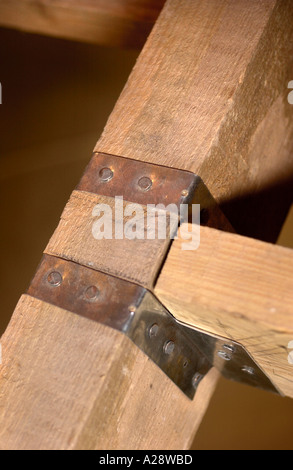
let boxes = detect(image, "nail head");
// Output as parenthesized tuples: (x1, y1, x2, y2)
(138, 176, 152, 192)
(242, 366, 255, 376)
(218, 350, 232, 362)
(47, 271, 62, 287)
(84, 286, 99, 302)
(148, 323, 159, 338)
(164, 340, 175, 355)
(192, 373, 203, 389)
(99, 167, 114, 182)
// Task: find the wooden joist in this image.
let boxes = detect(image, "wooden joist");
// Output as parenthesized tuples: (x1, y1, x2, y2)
(155, 225, 293, 398)
(0, 0, 293, 450)
(0, 0, 165, 49)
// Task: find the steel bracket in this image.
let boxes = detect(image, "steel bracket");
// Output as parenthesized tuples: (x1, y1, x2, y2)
(77, 152, 234, 233)
(28, 255, 279, 399)
(27, 153, 279, 398)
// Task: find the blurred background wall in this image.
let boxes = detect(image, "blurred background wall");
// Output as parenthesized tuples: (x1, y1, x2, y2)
(0, 27, 292, 450)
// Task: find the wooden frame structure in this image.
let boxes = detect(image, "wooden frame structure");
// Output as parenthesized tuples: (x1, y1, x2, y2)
(0, 0, 293, 450)
(0, 0, 166, 48)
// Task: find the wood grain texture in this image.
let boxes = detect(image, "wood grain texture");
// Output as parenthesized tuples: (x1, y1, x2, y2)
(0, 295, 219, 450)
(96, 0, 293, 241)
(45, 190, 173, 288)
(155, 225, 293, 398)
(0, 0, 165, 49)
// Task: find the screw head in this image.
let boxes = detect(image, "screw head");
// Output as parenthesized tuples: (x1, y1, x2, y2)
(99, 167, 114, 182)
(192, 373, 203, 389)
(218, 350, 232, 362)
(181, 189, 189, 198)
(242, 366, 255, 376)
(148, 323, 159, 339)
(84, 286, 99, 302)
(47, 271, 62, 287)
(163, 340, 175, 355)
(138, 176, 152, 192)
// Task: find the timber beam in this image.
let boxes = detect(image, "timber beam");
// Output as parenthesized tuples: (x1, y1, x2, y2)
(0, 0, 166, 49)
(156, 225, 293, 399)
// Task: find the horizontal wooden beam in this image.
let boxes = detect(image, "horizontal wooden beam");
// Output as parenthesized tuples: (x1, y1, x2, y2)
(0, 0, 165, 49)
(155, 225, 293, 398)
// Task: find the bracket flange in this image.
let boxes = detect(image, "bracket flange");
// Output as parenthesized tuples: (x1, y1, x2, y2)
(28, 255, 279, 399)
(28, 255, 211, 399)
(77, 152, 234, 233)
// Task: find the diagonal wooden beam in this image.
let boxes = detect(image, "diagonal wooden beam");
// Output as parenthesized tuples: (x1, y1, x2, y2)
(97, 0, 293, 242)
(0, 296, 219, 450)
(155, 225, 293, 398)
(0, 0, 166, 49)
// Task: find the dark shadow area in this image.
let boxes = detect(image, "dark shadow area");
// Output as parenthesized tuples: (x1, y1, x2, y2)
(192, 376, 293, 450)
(0, 28, 138, 333)
(0, 28, 139, 156)
(221, 176, 293, 244)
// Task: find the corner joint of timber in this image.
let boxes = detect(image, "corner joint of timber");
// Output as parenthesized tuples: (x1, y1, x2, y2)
(29, 152, 280, 399)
